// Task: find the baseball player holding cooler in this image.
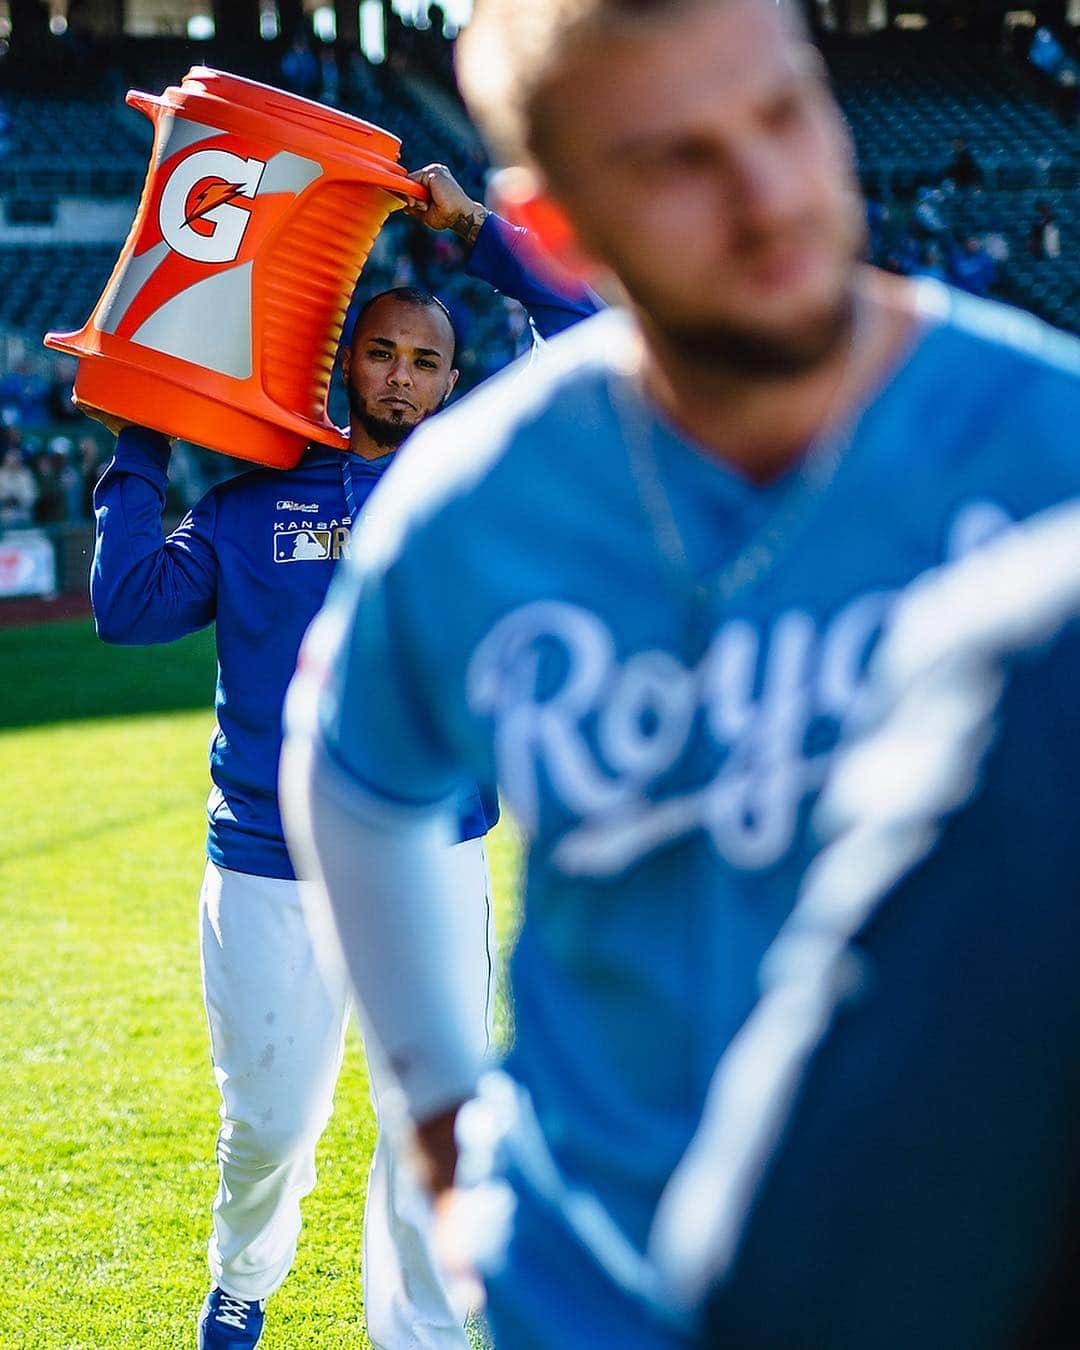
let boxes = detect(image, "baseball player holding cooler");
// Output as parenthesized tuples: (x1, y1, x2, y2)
(86, 164, 596, 1350)
(279, 2, 1080, 1348)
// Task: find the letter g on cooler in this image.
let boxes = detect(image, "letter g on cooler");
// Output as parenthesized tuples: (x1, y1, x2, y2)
(159, 149, 267, 264)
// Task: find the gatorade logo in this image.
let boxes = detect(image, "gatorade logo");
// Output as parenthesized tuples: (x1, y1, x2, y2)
(158, 148, 267, 265)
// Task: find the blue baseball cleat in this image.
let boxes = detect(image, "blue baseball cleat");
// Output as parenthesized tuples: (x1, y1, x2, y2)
(197, 1287, 266, 1348)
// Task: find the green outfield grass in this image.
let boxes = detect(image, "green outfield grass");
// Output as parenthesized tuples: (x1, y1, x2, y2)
(0, 619, 521, 1349)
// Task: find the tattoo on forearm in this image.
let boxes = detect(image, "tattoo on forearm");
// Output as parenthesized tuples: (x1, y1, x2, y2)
(449, 206, 489, 245)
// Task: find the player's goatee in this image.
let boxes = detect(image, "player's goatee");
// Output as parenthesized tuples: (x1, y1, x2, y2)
(349, 391, 415, 449)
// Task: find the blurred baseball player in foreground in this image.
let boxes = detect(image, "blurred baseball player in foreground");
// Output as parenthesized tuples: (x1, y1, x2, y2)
(282, 1, 1080, 1346)
(88, 164, 594, 1350)
(651, 499, 1080, 1347)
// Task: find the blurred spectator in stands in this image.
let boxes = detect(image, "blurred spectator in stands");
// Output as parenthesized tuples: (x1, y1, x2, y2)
(424, 4, 455, 85)
(0, 362, 50, 427)
(1027, 24, 1080, 125)
(1056, 67, 1080, 129)
(391, 252, 418, 289)
(466, 141, 493, 197)
(49, 357, 79, 422)
(446, 290, 476, 354)
(912, 186, 950, 242)
(865, 189, 889, 258)
(881, 248, 906, 277)
(890, 227, 922, 276)
(0, 444, 38, 527)
(59, 442, 83, 520)
(943, 137, 984, 190)
(73, 434, 105, 520)
(428, 229, 461, 273)
(983, 228, 1011, 265)
(347, 51, 378, 109)
(57, 8, 102, 84)
(319, 45, 341, 106)
(950, 236, 996, 297)
(166, 442, 206, 515)
(386, 11, 414, 74)
(281, 33, 320, 99)
(1029, 26, 1067, 78)
(1028, 201, 1062, 259)
(33, 444, 68, 525)
(914, 242, 948, 282)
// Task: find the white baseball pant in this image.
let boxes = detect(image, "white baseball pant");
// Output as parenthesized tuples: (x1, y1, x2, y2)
(198, 838, 496, 1348)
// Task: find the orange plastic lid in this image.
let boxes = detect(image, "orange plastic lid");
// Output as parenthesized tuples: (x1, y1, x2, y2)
(134, 66, 407, 166)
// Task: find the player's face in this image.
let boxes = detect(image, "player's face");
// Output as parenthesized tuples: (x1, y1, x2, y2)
(532, 0, 864, 373)
(343, 298, 458, 449)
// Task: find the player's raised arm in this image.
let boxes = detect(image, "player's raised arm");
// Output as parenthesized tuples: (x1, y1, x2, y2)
(405, 163, 600, 340)
(88, 416, 218, 645)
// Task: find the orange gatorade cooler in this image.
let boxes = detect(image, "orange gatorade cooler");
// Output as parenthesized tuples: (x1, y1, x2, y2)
(45, 68, 426, 468)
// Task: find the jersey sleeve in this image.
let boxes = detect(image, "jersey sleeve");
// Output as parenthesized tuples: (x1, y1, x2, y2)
(91, 425, 218, 644)
(466, 212, 601, 341)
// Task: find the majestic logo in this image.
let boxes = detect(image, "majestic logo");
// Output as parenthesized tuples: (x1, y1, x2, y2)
(277, 500, 320, 513)
(158, 148, 267, 264)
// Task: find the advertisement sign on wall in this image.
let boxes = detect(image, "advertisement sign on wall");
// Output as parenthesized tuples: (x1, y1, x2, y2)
(0, 531, 57, 599)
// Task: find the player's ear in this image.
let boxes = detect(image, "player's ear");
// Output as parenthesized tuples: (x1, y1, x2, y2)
(443, 368, 460, 403)
(492, 166, 598, 290)
(340, 345, 352, 384)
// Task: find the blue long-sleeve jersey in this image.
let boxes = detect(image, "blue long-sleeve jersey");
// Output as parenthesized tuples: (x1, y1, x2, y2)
(91, 214, 597, 880)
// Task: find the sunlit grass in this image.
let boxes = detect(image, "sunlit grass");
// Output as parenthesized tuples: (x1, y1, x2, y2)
(0, 623, 520, 1347)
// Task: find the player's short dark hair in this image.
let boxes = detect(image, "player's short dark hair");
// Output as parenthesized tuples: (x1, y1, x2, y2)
(345, 286, 458, 362)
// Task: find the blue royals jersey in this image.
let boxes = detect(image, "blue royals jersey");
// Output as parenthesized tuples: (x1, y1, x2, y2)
(315, 284, 1080, 1253)
(91, 214, 597, 880)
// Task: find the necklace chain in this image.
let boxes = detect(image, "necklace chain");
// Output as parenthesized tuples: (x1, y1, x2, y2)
(611, 309, 870, 626)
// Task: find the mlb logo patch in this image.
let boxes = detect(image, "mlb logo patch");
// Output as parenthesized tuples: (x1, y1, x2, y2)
(274, 528, 332, 563)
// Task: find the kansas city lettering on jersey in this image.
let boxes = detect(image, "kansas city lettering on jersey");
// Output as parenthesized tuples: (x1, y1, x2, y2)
(467, 591, 893, 877)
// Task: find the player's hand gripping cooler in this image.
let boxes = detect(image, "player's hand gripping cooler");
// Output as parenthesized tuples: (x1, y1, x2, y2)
(44, 67, 426, 468)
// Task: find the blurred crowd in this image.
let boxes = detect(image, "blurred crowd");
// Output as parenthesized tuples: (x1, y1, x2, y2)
(0, 359, 106, 528)
(0, 425, 106, 529)
(280, 6, 456, 106)
(1027, 23, 1080, 129)
(867, 136, 1063, 296)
